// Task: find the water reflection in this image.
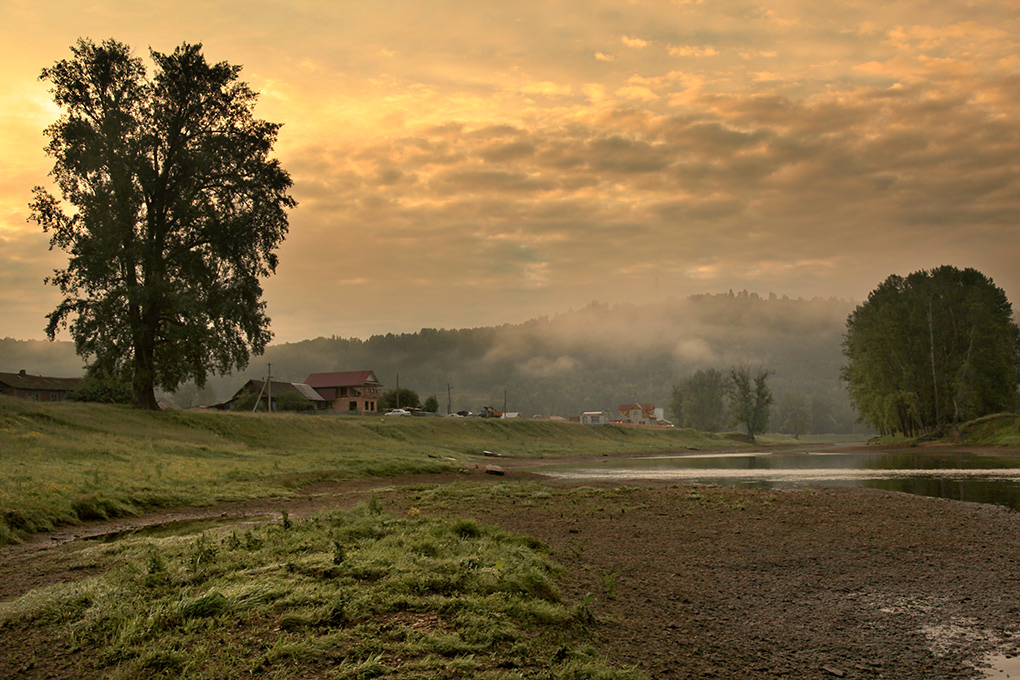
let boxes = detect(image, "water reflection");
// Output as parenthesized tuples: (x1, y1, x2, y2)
(535, 450, 1020, 512)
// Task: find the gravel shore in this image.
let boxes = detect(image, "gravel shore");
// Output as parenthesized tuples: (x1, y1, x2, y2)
(391, 478, 1020, 680)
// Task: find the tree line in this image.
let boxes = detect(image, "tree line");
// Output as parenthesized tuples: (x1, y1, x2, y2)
(669, 365, 775, 442)
(841, 266, 1020, 436)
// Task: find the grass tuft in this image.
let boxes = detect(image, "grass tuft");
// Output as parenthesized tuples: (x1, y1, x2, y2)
(0, 503, 645, 679)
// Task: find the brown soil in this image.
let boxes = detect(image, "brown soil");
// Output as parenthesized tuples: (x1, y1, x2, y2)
(3, 457, 1020, 679)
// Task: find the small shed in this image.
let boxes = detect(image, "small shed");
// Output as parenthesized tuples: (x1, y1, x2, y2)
(580, 411, 610, 425)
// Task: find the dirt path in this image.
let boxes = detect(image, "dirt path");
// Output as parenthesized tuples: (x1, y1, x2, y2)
(4, 456, 1020, 679)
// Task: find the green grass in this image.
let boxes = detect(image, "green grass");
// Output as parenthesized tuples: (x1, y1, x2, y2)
(0, 501, 646, 679)
(752, 432, 867, 446)
(0, 397, 741, 544)
(861, 413, 1020, 448)
(955, 413, 1020, 446)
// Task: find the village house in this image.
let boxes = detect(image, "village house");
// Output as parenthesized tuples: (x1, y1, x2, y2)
(305, 370, 382, 414)
(0, 370, 82, 402)
(225, 379, 327, 411)
(618, 402, 667, 426)
(580, 410, 610, 425)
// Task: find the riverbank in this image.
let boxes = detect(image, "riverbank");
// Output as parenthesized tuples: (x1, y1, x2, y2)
(0, 397, 753, 545)
(3, 463, 1019, 679)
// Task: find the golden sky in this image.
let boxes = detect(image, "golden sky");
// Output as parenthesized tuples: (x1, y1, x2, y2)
(3, 0, 1019, 343)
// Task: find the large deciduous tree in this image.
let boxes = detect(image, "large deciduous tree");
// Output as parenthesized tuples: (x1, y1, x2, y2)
(841, 266, 1020, 435)
(31, 38, 294, 409)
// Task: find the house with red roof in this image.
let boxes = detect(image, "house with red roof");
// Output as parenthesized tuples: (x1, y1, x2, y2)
(305, 370, 383, 414)
(618, 402, 667, 426)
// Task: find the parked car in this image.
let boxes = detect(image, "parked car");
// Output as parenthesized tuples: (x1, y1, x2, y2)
(384, 408, 411, 417)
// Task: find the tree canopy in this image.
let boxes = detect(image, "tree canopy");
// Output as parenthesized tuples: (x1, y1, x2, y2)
(728, 364, 773, 442)
(841, 266, 1020, 435)
(379, 388, 421, 411)
(30, 38, 294, 409)
(669, 368, 728, 431)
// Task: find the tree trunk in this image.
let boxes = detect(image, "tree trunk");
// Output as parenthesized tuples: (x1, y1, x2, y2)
(927, 298, 941, 430)
(132, 319, 160, 410)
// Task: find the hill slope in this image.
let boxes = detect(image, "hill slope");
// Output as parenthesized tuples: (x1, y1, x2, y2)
(2, 292, 859, 428)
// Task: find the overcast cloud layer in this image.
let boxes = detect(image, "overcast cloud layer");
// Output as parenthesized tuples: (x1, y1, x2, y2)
(2, 0, 1018, 343)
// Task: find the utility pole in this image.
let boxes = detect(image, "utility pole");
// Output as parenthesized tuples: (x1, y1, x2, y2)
(447, 382, 452, 415)
(396, 372, 400, 409)
(267, 363, 272, 412)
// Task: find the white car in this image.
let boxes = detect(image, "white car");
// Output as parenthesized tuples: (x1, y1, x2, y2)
(384, 408, 411, 417)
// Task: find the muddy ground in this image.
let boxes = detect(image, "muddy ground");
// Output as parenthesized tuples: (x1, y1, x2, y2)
(3, 459, 1020, 679)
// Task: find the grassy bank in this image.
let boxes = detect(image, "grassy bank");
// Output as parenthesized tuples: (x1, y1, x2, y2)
(0, 499, 645, 679)
(955, 413, 1020, 446)
(861, 412, 1020, 448)
(0, 397, 737, 544)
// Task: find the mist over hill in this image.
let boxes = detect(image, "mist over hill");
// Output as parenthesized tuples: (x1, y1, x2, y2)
(2, 292, 860, 431)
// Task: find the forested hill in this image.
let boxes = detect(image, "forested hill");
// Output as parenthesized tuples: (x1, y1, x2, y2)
(2, 292, 860, 431)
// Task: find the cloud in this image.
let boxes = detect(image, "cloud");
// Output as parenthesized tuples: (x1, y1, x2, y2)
(521, 81, 574, 96)
(615, 85, 659, 101)
(3, 0, 1020, 342)
(669, 45, 719, 57)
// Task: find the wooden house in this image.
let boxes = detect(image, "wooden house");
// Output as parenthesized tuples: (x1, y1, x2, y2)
(304, 371, 382, 414)
(0, 370, 82, 402)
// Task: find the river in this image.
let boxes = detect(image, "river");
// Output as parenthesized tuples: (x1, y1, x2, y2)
(534, 448, 1020, 512)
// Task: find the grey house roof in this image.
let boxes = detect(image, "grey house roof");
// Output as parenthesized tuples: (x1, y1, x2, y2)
(0, 370, 82, 392)
(230, 379, 327, 403)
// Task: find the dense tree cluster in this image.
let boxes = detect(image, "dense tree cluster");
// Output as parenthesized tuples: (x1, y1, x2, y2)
(841, 267, 1020, 435)
(68, 373, 132, 404)
(379, 388, 421, 411)
(423, 395, 440, 413)
(669, 365, 773, 441)
(669, 369, 728, 431)
(30, 38, 294, 409)
(727, 365, 773, 442)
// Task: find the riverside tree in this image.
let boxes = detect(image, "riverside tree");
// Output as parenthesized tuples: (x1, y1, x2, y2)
(728, 364, 773, 442)
(669, 368, 728, 431)
(841, 266, 1020, 435)
(30, 39, 294, 409)
(776, 392, 810, 439)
